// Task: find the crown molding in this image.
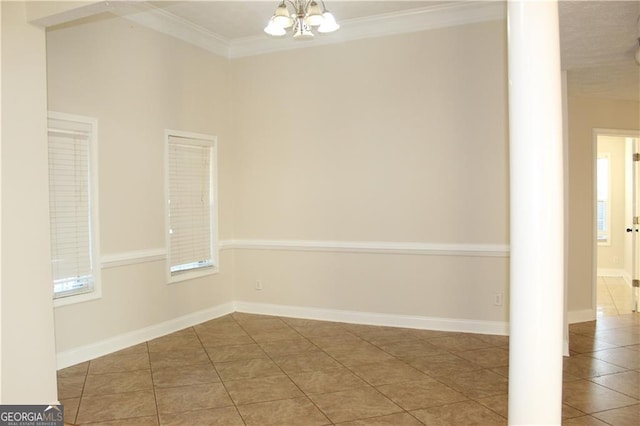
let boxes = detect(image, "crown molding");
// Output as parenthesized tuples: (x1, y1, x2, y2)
(230, 1, 506, 58)
(113, 2, 230, 58)
(116, 1, 506, 60)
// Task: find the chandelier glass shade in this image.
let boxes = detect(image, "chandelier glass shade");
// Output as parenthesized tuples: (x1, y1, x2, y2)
(264, 0, 340, 40)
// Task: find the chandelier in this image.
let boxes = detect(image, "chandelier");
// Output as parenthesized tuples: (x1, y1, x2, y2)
(264, 0, 340, 40)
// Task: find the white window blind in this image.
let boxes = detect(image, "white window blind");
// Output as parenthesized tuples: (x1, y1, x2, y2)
(167, 134, 215, 277)
(48, 115, 96, 298)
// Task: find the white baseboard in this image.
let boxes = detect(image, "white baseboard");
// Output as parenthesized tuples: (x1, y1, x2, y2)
(567, 308, 596, 324)
(56, 302, 235, 369)
(563, 339, 570, 357)
(235, 301, 509, 336)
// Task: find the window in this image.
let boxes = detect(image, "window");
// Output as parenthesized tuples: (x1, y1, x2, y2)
(166, 130, 218, 283)
(597, 154, 610, 244)
(47, 112, 100, 304)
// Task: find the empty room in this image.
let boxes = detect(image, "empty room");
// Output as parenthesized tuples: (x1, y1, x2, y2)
(1, 1, 638, 425)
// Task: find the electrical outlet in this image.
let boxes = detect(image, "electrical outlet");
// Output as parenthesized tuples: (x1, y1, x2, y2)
(255, 280, 263, 291)
(494, 292, 504, 306)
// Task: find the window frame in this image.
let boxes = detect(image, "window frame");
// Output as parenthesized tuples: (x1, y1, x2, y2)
(165, 129, 219, 284)
(596, 153, 611, 246)
(48, 111, 102, 307)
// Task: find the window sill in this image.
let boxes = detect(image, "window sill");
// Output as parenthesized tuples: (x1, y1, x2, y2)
(168, 266, 218, 285)
(54, 288, 102, 308)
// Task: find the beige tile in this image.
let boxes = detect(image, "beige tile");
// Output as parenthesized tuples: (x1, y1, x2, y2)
(83, 370, 152, 396)
(593, 329, 640, 346)
(349, 359, 428, 386)
(562, 403, 586, 419)
(290, 323, 350, 338)
(456, 347, 510, 368)
(308, 386, 402, 423)
(377, 339, 445, 360)
(58, 374, 86, 400)
(437, 369, 508, 399)
(592, 404, 640, 426)
(239, 318, 291, 332)
(155, 382, 233, 415)
(309, 334, 368, 350)
(377, 378, 468, 410)
(475, 393, 508, 418)
(215, 357, 282, 381)
(563, 354, 628, 379)
(108, 343, 149, 356)
(246, 328, 302, 343)
(428, 334, 493, 352)
(147, 329, 203, 352)
(410, 400, 507, 425)
(76, 390, 156, 424)
(237, 396, 330, 426)
(407, 352, 482, 377)
(568, 333, 617, 354)
(473, 334, 510, 347)
(225, 375, 303, 405)
(149, 348, 210, 370)
(562, 379, 638, 413)
(204, 343, 268, 362)
(159, 406, 244, 426)
(328, 347, 395, 367)
(288, 367, 366, 395)
(61, 398, 80, 424)
(79, 416, 159, 425)
(335, 412, 424, 425)
(591, 370, 640, 399)
(562, 415, 610, 425)
(258, 337, 317, 357)
(58, 362, 89, 379)
(88, 352, 150, 375)
(194, 322, 247, 337)
(152, 363, 220, 388)
(589, 347, 640, 370)
(272, 351, 342, 374)
(197, 333, 254, 348)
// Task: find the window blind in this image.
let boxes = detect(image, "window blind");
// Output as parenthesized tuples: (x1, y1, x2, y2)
(168, 136, 214, 274)
(48, 117, 94, 297)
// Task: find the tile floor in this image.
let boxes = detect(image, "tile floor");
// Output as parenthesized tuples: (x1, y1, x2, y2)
(58, 311, 639, 425)
(597, 276, 636, 317)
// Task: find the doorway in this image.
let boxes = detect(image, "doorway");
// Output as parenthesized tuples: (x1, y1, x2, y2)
(594, 129, 640, 316)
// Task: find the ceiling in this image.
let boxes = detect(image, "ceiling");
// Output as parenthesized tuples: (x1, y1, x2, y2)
(110, 1, 639, 102)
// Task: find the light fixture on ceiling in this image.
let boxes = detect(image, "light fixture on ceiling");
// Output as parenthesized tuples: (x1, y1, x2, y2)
(264, 0, 339, 40)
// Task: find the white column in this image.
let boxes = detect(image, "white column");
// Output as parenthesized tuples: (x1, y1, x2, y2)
(507, 1, 565, 425)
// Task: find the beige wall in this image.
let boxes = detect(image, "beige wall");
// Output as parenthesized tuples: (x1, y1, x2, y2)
(567, 96, 640, 313)
(230, 21, 510, 322)
(1, 2, 59, 403)
(46, 14, 235, 353)
(596, 136, 627, 270)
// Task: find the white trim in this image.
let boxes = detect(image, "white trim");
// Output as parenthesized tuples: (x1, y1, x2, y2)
(219, 239, 509, 257)
(235, 301, 509, 336)
(113, 2, 230, 58)
(49, 111, 102, 309)
(165, 130, 219, 285)
(56, 302, 235, 369)
(114, 1, 505, 59)
(101, 248, 167, 269)
(230, 1, 505, 58)
(567, 309, 597, 324)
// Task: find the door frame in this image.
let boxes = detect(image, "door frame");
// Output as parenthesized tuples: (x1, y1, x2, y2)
(592, 128, 640, 315)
